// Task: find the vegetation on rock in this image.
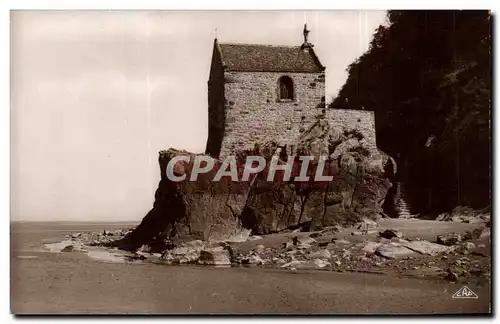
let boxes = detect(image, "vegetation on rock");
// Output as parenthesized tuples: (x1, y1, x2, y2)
(330, 10, 491, 213)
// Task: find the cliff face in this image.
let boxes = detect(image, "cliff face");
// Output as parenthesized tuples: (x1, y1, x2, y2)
(118, 118, 394, 251)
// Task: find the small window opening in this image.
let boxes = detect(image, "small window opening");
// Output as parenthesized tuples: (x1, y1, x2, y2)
(278, 76, 294, 101)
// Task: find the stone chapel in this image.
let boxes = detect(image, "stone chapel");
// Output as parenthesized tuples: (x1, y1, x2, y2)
(206, 24, 377, 158)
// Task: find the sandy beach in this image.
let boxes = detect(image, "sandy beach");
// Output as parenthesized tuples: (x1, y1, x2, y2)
(10, 221, 491, 314)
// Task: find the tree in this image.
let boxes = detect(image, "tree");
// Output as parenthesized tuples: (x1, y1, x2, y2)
(330, 10, 491, 213)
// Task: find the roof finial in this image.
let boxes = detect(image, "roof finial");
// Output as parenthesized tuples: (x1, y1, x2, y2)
(301, 23, 313, 51)
(303, 23, 310, 44)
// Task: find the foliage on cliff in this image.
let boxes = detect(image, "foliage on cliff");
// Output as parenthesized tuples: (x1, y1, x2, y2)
(330, 10, 491, 213)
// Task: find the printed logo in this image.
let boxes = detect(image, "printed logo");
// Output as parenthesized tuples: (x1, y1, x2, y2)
(452, 286, 479, 299)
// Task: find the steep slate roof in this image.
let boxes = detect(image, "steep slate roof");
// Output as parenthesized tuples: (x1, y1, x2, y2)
(217, 41, 325, 73)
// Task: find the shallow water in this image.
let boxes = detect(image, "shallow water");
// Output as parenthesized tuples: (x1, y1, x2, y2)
(86, 250, 129, 263)
(16, 255, 39, 260)
(43, 239, 135, 264)
(43, 239, 86, 252)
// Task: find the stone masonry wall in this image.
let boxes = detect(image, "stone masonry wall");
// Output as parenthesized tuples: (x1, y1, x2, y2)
(325, 108, 377, 151)
(220, 71, 325, 157)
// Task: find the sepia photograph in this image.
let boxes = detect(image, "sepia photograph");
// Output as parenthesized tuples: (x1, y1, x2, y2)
(9, 9, 492, 315)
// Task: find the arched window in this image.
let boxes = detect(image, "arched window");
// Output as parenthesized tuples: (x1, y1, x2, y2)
(278, 76, 294, 101)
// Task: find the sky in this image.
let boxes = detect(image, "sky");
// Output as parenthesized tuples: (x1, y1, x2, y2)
(10, 10, 387, 221)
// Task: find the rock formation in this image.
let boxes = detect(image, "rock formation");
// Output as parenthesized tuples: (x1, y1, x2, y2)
(117, 116, 395, 251)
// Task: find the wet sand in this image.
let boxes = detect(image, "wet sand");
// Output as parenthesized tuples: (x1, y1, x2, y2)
(10, 222, 491, 315)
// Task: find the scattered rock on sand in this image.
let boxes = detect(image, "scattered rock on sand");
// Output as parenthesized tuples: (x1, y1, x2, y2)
(161, 250, 200, 264)
(357, 256, 371, 262)
(471, 251, 488, 257)
(243, 254, 266, 265)
(296, 243, 312, 250)
(160, 240, 209, 264)
(184, 240, 207, 249)
(313, 259, 331, 269)
(379, 229, 402, 239)
(362, 242, 382, 255)
(167, 246, 198, 257)
(463, 227, 485, 240)
(136, 251, 149, 259)
(61, 245, 74, 252)
(272, 256, 287, 265)
(462, 242, 476, 250)
(355, 218, 378, 231)
(138, 244, 152, 253)
(221, 245, 241, 264)
(436, 207, 490, 225)
(126, 252, 147, 261)
(281, 260, 307, 269)
(317, 240, 331, 247)
(319, 226, 341, 236)
(287, 236, 315, 249)
(479, 227, 491, 239)
(198, 249, 231, 266)
(437, 233, 461, 246)
(247, 236, 263, 241)
(375, 242, 417, 259)
(44, 240, 86, 253)
(342, 249, 352, 258)
(401, 240, 453, 256)
(294, 236, 316, 245)
(281, 259, 330, 270)
(225, 229, 251, 243)
(308, 249, 331, 260)
(445, 268, 458, 282)
(252, 245, 266, 254)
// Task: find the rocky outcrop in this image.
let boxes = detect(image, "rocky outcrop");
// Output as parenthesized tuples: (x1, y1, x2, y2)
(241, 151, 391, 233)
(118, 116, 395, 250)
(435, 206, 491, 224)
(118, 149, 255, 251)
